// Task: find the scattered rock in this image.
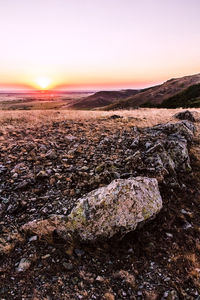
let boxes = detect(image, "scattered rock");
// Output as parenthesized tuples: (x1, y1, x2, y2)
(96, 275, 104, 282)
(74, 248, 85, 257)
(113, 270, 135, 287)
(0, 164, 7, 175)
(22, 216, 65, 243)
(62, 262, 74, 271)
(144, 290, 159, 300)
(0, 232, 24, 255)
(104, 292, 115, 300)
(0, 116, 198, 299)
(109, 115, 122, 119)
(165, 289, 179, 300)
(16, 258, 31, 272)
(65, 135, 77, 141)
(45, 149, 57, 159)
(36, 170, 48, 178)
(28, 235, 38, 242)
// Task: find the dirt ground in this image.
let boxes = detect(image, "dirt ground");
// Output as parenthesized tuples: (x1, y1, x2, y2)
(1, 109, 200, 299)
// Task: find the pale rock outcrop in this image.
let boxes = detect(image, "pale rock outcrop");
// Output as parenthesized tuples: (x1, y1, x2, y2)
(22, 177, 162, 243)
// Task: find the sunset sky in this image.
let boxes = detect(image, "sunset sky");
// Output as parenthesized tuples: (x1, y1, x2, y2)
(0, 0, 199, 91)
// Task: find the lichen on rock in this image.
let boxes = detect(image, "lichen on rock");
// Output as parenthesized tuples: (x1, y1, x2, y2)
(22, 177, 162, 243)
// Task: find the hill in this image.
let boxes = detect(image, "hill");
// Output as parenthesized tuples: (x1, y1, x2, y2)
(104, 73, 200, 110)
(68, 89, 145, 110)
(159, 83, 200, 108)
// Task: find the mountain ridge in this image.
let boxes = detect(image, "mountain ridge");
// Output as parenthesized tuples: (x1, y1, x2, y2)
(68, 73, 200, 110)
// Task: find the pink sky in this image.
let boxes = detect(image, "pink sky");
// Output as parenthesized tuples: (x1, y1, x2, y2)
(0, 0, 199, 90)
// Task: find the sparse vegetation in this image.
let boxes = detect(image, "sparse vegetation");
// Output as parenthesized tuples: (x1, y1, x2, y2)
(160, 84, 200, 108)
(0, 108, 193, 129)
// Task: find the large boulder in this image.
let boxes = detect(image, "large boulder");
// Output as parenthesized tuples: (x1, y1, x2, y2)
(22, 177, 162, 243)
(174, 110, 200, 122)
(127, 121, 195, 183)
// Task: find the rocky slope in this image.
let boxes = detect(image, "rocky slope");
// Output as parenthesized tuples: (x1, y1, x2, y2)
(1, 112, 200, 299)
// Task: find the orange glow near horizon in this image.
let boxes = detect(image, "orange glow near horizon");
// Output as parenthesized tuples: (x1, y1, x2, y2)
(0, 1, 199, 91)
(35, 78, 52, 90)
(0, 71, 199, 92)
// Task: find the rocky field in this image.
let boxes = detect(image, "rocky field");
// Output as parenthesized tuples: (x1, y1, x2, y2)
(1, 109, 200, 299)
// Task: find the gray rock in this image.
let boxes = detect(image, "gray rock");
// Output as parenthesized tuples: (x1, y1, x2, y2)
(16, 258, 31, 272)
(63, 262, 74, 271)
(74, 248, 85, 257)
(0, 165, 7, 175)
(109, 114, 122, 119)
(174, 110, 199, 122)
(46, 149, 57, 159)
(65, 135, 77, 142)
(130, 121, 195, 182)
(22, 177, 162, 243)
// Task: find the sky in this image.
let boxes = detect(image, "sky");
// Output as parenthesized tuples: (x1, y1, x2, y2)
(0, 0, 199, 91)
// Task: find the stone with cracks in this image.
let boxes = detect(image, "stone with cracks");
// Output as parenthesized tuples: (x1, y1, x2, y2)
(127, 121, 195, 183)
(22, 177, 162, 243)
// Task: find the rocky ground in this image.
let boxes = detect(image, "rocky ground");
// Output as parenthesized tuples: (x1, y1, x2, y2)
(1, 110, 200, 299)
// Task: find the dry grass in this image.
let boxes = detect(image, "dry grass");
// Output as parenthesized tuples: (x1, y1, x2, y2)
(0, 108, 200, 129)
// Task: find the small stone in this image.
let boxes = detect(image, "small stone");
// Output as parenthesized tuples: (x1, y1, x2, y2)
(183, 222, 192, 230)
(36, 170, 48, 178)
(80, 166, 89, 171)
(109, 115, 122, 119)
(29, 235, 37, 242)
(163, 291, 169, 298)
(16, 180, 29, 189)
(16, 258, 31, 272)
(128, 248, 134, 253)
(181, 209, 188, 214)
(144, 291, 159, 300)
(2, 198, 9, 204)
(46, 150, 57, 159)
(166, 233, 173, 238)
(71, 277, 79, 284)
(65, 135, 77, 142)
(104, 292, 115, 300)
(74, 249, 85, 257)
(166, 289, 178, 300)
(164, 277, 171, 282)
(41, 254, 51, 259)
(113, 270, 135, 287)
(174, 110, 197, 122)
(63, 262, 73, 271)
(95, 163, 105, 173)
(96, 275, 104, 282)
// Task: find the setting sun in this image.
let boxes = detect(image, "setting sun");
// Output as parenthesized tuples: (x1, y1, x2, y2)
(36, 78, 51, 90)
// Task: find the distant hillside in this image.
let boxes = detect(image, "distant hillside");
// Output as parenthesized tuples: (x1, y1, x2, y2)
(104, 73, 200, 110)
(159, 84, 200, 108)
(68, 89, 144, 110)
